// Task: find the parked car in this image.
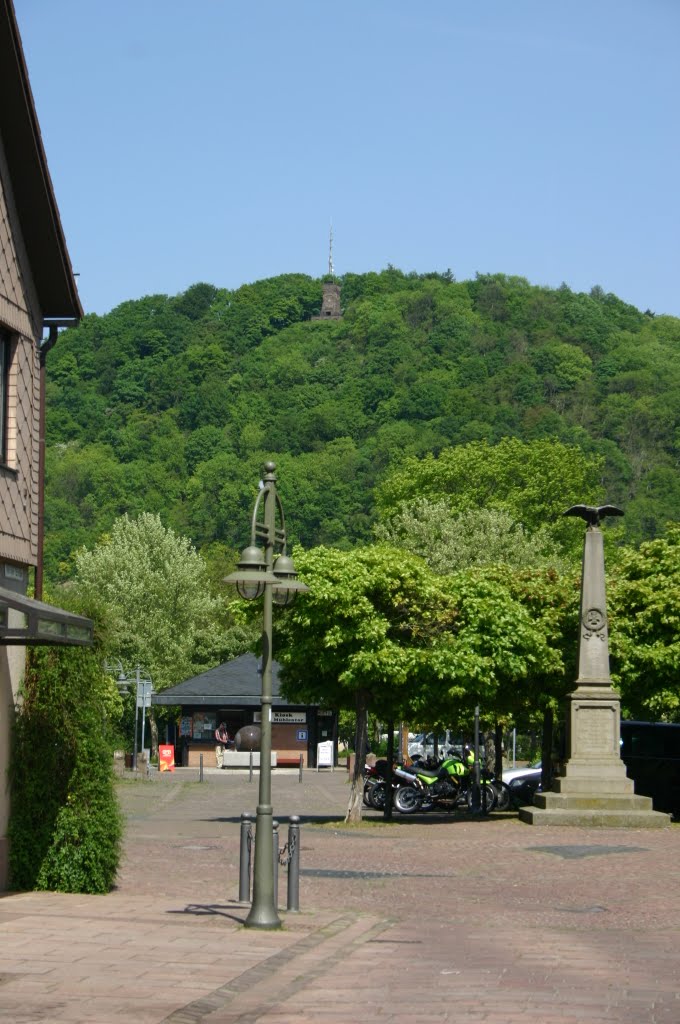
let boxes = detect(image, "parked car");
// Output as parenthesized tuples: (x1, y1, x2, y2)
(501, 759, 543, 807)
(502, 758, 542, 785)
(408, 731, 458, 759)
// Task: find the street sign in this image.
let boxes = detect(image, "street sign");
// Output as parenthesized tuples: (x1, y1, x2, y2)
(136, 679, 153, 709)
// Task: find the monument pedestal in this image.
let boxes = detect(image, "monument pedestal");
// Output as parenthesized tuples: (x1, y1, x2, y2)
(522, 687, 669, 828)
(521, 521, 669, 828)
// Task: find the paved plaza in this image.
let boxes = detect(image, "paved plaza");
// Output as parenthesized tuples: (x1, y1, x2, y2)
(1, 765, 679, 1023)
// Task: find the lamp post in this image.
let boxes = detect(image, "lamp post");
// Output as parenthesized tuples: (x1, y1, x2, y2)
(224, 461, 309, 929)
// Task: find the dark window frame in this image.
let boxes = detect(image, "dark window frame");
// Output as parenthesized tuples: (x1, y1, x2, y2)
(0, 330, 11, 466)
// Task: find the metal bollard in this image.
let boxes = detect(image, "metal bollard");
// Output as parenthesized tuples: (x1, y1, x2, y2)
(239, 812, 254, 902)
(287, 817, 300, 912)
(298, 753, 303, 782)
(272, 820, 279, 909)
(199, 753, 203, 783)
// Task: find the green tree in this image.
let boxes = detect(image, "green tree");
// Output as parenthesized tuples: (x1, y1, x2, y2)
(376, 438, 604, 552)
(72, 513, 245, 751)
(375, 500, 567, 573)
(424, 566, 570, 729)
(275, 544, 568, 821)
(275, 544, 455, 821)
(375, 488, 581, 774)
(609, 525, 680, 720)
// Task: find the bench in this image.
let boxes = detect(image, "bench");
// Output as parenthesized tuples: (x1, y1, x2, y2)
(277, 756, 304, 768)
(222, 751, 276, 768)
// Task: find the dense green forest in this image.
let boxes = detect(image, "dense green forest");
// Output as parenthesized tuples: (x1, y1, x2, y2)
(44, 269, 680, 583)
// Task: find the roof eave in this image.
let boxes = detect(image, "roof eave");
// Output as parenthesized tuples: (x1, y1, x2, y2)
(0, 0, 83, 321)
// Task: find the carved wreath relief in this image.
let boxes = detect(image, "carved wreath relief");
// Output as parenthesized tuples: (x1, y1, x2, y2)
(583, 608, 607, 641)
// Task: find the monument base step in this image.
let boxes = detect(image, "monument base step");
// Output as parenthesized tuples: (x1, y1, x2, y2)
(519, 793, 670, 828)
(533, 792, 654, 811)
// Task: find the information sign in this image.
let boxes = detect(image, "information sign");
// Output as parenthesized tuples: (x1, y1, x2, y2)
(254, 711, 307, 724)
(317, 740, 334, 771)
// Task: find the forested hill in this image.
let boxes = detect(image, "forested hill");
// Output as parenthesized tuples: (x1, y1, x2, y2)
(44, 269, 680, 582)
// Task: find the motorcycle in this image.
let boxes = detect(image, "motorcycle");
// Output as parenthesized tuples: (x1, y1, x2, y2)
(363, 759, 402, 810)
(363, 760, 388, 808)
(393, 755, 497, 814)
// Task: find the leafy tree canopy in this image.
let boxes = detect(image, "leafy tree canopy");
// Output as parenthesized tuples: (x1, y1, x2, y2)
(276, 544, 573, 743)
(609, 525, 680, 721)
(275, 543, 453, 721)
(72, 512, 239, 689)
(375, 437, 604, 553)
(274, 541, 569, 818)
(374, 501, 569, 573)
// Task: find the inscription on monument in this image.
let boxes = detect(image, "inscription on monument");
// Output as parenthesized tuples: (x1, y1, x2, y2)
(573, 705, 616, 756)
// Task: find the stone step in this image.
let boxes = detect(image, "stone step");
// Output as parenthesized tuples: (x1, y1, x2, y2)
(533, 792, 654, 811)
(519, 806, 670, 827)
(552, 777, 635, 795)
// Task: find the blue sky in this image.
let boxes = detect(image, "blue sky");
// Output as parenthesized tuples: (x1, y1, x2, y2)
(15, 1, 680, 317)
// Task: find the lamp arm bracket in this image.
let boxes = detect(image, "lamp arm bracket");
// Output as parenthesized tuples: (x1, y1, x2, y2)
(249, 485, 267, 545)
(250, 486, 289, 554)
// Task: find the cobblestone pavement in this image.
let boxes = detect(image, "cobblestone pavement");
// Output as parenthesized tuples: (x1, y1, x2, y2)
(1, 766, 679, 1022)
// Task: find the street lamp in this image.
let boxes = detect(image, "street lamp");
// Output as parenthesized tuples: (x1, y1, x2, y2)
(224, 461, 309, 929)
(105, 660, 152, 771)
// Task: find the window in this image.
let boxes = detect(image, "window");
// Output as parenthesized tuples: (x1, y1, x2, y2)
(192, 711, 216, 740)
(0, 331, 10, 465)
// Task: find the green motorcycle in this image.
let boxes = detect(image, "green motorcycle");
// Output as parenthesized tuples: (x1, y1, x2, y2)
(393, 756, 497, 814)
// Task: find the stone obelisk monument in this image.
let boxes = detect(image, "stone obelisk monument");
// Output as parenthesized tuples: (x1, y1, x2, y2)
(520, 504, 669, 827)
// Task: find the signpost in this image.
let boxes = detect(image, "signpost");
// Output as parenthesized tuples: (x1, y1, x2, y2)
(132, 666, 153, 770)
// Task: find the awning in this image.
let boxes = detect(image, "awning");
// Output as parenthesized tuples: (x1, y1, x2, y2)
(0, 586, 94, 646)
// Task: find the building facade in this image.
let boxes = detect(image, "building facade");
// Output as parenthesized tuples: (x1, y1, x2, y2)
(0, 0, 91, 888)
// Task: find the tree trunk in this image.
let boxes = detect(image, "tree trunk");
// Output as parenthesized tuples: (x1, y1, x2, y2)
(345, 691, 369, 823)
(494, 721, 503, 779)
(541, 706, 554, 791)
(484, 729, 496, 774)
(383, 718, 394, 822)
(149, 710, 159, 761)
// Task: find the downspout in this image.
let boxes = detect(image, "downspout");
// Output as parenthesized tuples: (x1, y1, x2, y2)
(36, 320, 76, 598)
(35, 325, 58, 599)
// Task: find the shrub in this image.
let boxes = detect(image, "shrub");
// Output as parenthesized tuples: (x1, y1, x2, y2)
(8, 644, 123, 893)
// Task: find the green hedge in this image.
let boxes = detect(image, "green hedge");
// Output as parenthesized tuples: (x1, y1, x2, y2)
(8, 644, 123, 893)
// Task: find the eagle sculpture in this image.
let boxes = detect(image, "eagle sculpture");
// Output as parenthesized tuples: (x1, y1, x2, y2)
(563, 504, 624, 527)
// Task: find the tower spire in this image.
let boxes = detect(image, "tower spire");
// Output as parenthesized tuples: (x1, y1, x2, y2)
(328, 222, 334, 277)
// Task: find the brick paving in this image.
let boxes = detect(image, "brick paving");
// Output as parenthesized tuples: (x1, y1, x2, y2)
(1, 766, 679, 1022)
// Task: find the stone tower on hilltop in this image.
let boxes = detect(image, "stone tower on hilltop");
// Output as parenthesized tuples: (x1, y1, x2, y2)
(313, 225, 342, 320)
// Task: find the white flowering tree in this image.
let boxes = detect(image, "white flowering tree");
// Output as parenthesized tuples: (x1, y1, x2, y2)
(374, 501, 567, 574)
(73, 513, 236, 753)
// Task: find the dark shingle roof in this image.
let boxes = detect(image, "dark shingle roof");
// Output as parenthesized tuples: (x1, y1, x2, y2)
(152, 653, 292, 707)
